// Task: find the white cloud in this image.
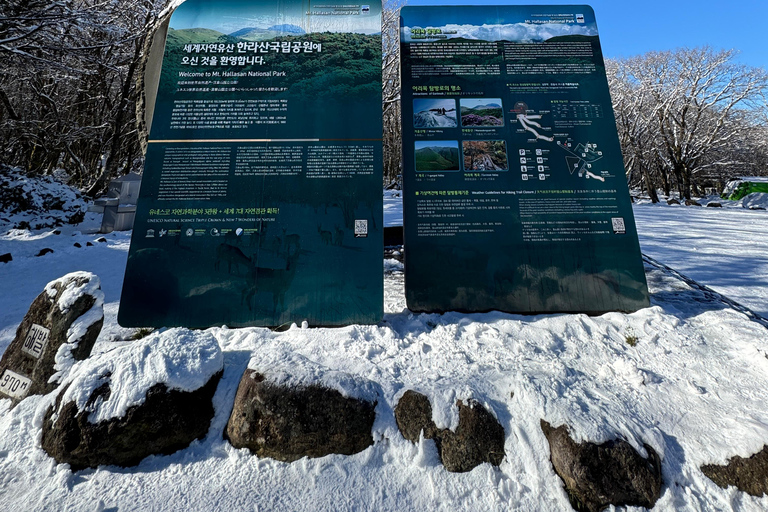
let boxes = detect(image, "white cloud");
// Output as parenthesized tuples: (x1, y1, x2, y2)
(403, 22, 598, 43)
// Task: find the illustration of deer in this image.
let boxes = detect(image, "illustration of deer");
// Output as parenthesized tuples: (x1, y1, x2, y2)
(280, 228, 301, 258)
(317, 224, 333, 245)
(332, 225, 344, 247)
(214, 243, 252, 275)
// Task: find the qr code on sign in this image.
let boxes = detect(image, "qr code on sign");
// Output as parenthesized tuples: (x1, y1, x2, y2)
(354, 219, 368, 238)
(612, 217, 626, 234)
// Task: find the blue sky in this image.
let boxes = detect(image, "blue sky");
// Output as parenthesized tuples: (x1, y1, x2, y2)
(407, 0, 768, 69)
(170, 0, 382, 35)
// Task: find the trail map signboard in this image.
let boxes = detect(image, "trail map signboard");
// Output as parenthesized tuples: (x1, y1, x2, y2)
(119, 0, 383, 328)
(400, 5, 649, 314)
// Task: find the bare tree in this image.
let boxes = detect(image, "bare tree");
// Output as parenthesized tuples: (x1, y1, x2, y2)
(636, 48, 767, 198)
(0, 0, 167, 195)
(609, 47, 768, 199)
(382, 0, 404, 185)
(607, 59, 662, 202)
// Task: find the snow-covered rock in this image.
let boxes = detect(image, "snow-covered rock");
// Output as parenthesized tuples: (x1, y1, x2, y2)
(0, 165, 87, 230)
(39, 329, 223, 470)
(0, 272, 103, 403)
(225, 367, 376, 462)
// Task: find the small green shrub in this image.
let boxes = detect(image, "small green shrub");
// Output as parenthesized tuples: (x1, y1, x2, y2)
(624, 327, 638, 347)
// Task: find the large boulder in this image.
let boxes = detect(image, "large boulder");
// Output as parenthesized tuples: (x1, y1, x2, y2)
(541, 420, 662, 512)
(701, 445, 768, 497)
(0, 272, 103, 404)
(40, 329, 223, 470)
(394, 390, 505, 473)
(225, 369, 376, 462)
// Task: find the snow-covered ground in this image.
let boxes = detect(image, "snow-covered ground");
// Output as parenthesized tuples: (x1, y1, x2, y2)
(1, 190, 768, 511)
(633, 199, 768, 317)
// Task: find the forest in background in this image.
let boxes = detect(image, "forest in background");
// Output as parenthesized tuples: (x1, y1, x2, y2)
(1, 0, 766, 200)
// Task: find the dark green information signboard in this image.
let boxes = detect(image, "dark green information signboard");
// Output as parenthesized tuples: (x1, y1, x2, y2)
(119, 0, 383, 328)
(400, 5, 649, 314)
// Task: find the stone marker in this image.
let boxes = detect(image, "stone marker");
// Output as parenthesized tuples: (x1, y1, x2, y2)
(225, 369, 376, 462)
(0, 272, 103, 404)
(540, 420, 662, 512)
(394, 390, 505, 473)
(701, 445, 768, 497)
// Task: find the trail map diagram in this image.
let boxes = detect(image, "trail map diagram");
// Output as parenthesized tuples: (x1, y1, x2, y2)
(516, 113, 554, 142)
(514, 103, 606, 182)
(557, 141, 605, 182)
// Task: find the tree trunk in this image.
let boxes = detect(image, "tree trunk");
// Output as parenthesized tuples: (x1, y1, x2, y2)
(642, 167, 659, 203)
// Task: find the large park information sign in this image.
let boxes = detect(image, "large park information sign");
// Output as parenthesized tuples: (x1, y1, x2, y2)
(119, 0, 383, 328)
(400, 5, 649, 314)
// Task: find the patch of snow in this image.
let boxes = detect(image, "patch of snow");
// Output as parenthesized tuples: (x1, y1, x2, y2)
(49, 342, 77, 385)
(633, 203, 768, 317)
(383, 190, 403, 227)
(247, 346, 380, 404)
(739, 192, 768, 210)
(44, 271, 104, 313)
(384, 258, 403, 273)
(66, 304, 104, 345)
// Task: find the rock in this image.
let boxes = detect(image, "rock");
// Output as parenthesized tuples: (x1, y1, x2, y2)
(702, 445, 768, 497)
(86, 242, 94, 247)
(394, 390, 437, 442)
(394, 391, 505, 472)
(225, 369, 376, 462)
(706, 202, 723, 208)
(540, 420, 662, 512)
(67, 210, 85, 224)
(439, 399, 506, 472)
(96, 237, 107, 243)
(73, 243, 82, 248)
(685, 199, 702, 206)
(0, 272, 104, 404)
(667, 199, 681, 205)
(0, 252, 11, 263)
(35, 248, 54, 256)
(40, 328, 223, 470)
(41, 374, 222, 471)
(53, 229, 61, 235)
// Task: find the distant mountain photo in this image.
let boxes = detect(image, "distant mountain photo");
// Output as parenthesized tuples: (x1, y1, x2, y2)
(230, 24, 306, 41)
(414, 142, 460, 172)
(460, 98, 504, 127)
(268, 24, 306, 34)
(165, 27, 228, 45)
(413, 98, 457, 128)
